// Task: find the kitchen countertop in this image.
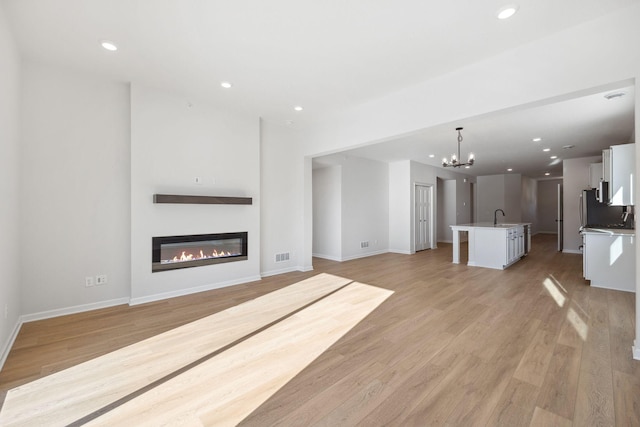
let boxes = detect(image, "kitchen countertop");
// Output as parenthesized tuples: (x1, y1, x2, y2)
(451, 222, 532, 229)
(581, 227, 635, 237)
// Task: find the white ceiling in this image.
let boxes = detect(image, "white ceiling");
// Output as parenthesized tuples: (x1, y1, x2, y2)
(315, 84, 635, 178)
(3, 0, 637, 178)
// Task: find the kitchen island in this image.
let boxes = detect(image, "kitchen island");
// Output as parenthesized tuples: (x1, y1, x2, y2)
(450, 222, 531, 270)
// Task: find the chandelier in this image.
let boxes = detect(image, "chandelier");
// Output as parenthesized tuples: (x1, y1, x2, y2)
(442, 127, 474, 168)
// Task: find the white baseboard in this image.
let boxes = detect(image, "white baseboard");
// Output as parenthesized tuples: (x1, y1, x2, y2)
(261, 266, 300, 277)
(312, 253, 342, 261)
(341, 250, 388, 262)
(0, 318, 22, 372)
(261, 265, 315, 277)
(562, 249, 582, 254)
(388, 249, 413, 255)
(633, 341, 640, 360)
(129, 275, 262, 306)
(591, 283, 635, 293)
(21, 297, 131, 323)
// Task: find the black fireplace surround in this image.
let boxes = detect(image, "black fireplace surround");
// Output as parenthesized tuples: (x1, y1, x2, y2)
(152, 232, 248, 272)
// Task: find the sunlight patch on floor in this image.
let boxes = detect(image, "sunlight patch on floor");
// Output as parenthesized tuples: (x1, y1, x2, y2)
(543, 276, 566, 307)
(0, 274, 392, 427)
(566, 307, 588, 341)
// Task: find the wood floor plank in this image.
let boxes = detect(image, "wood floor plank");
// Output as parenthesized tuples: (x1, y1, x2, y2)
(530, 406, 573, 427)
(574, 367, 615, 426)
(612, 369, 640, 426)
(398, 354, 486, 425)
(486, 378, 539, 427)
(536, 343, 582, 421)
(353, 363, 449, 426)
(514, 329, 556, 387)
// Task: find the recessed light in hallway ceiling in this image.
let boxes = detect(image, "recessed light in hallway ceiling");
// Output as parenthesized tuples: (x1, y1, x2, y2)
(100, 40, 118, 51)
(496, 5, 519, 20)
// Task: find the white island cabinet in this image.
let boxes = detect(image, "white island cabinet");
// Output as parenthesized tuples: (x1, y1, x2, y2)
(450, 223, 531, 270)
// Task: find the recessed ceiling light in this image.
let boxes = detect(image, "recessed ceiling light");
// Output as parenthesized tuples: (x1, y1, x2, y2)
(428, 154, 435, 158)
(465, 166, 471, 169)
(220, 81, 232, 89)
(507, 168, 513, 172)
(532, 137, 542, 142)
(101, 40, 118, 51)
(543, 148, 551, 152)
(294, 106, 303, 112)
(496, 5, 519, 20)
(604, 91, 626, 100)
(545, 172, 551, 176)
(550, 155, 558, 159)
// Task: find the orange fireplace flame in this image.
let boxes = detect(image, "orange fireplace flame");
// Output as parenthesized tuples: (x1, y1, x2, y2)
(167, 248, 237, 264)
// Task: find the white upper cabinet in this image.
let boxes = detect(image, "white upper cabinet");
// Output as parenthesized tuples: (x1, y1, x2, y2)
(589, 162, 603, 189)
(609, 143, 635, 206)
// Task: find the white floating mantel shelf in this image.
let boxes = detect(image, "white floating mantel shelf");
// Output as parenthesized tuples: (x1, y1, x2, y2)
(153, 194, 253, 205)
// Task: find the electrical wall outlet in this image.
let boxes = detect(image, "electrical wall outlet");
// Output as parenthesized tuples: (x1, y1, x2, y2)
(85, 276, 94, 287)
(96, 275, 108, 285)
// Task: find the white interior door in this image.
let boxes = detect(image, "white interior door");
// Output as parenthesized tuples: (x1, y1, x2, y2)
(557, 183, 563, 251)
(415, 185, 432, 252)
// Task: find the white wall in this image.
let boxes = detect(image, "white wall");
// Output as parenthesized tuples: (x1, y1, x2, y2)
(456, 179, 472, 226)
(440, 180, 457, 243)
(521, 176, 538, 234)
(537, 179, 562, 233)
(260, 121, 305, 276)
(341, 157, 389, 260)
(476, 175, 506, 222)
(311, 156, 388, 261)
(563, 156, 601, 253)
(477, 174, 523, 224)
(388, 160, 411, 254)
(20, 63, 131, 316)
(130, 84, 260, 303)
(312, 166, 342, 260)
(0, 3, 22, 366)
(505, 174, 523, 223)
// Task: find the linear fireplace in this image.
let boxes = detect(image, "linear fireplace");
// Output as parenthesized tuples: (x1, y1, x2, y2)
(152, 232, 248, 272)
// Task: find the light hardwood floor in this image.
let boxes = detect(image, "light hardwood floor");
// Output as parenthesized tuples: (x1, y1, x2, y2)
(1, 234, 638, 425)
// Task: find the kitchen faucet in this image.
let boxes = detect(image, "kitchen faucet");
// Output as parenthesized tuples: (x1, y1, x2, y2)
(494, 209, 505, 225)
